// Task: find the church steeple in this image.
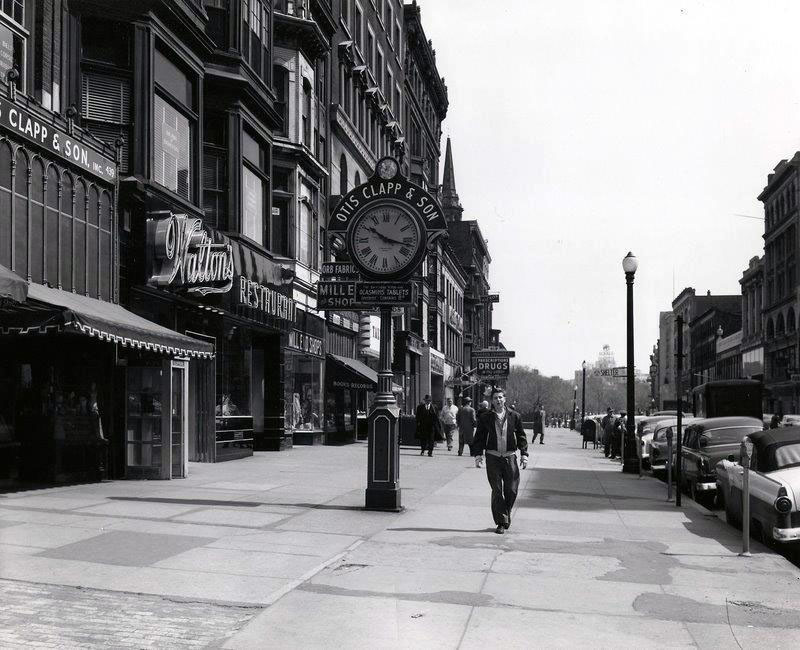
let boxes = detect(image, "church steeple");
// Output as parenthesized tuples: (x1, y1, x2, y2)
(440, 136, 463, 222)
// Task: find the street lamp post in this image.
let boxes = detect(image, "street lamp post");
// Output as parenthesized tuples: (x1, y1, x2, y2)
(572, 385, 577, 429)
(581, 360, 587, 429)
(622, 252, 639, 473)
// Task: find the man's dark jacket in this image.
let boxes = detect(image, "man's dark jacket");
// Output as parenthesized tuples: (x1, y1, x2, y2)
(415, 403, 441, 439)
(472, 408, 529, 456)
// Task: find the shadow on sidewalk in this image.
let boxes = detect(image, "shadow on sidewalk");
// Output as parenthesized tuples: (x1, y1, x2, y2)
(388, 526, 497, 533)
(107, 496, 365, 512)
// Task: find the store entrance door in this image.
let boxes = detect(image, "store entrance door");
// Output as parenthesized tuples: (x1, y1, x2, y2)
(170, 360, 188, 478)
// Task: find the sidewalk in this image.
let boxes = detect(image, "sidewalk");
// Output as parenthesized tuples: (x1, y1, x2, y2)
(2, 427, 800, 648)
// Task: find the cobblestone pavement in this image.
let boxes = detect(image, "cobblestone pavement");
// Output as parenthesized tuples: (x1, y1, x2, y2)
(0, 579, 261, 649)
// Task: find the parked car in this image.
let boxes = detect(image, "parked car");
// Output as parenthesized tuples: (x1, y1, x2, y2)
(716, 427, 800, 544)
(637, 415, 686, 469)
(648, 417, 699, 473)
(780, 414, 800, 428)
(678, 417, 763, 505)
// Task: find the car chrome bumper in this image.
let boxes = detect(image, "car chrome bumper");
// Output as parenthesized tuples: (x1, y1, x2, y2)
(695, 482, 716, 491)
(772, 526, 800, 542)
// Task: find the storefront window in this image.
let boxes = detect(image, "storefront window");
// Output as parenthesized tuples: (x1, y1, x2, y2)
(126, 367, 162, 467)
(216, 329, 252, 417)
(285, 353, 322, 431)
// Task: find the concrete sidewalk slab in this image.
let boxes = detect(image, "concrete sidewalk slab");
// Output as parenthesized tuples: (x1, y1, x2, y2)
(3, 427, 800, 648)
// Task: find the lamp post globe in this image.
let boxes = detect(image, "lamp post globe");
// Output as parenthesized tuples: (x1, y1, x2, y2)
(622, 252, 638, 473)
(622, 252, 638, 275)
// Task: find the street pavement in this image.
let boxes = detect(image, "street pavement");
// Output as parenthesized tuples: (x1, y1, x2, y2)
(2, 427, 800, 648)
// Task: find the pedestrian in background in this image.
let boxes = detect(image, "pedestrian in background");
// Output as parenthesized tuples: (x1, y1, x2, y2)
(601, 407, 614, 457)
(475, 399, 490, 467)
(457, 396, 477, 460)
(473, 387, 529, 534)
(440, 397, 459, 451)
(415, 395, 440, 457)
(531, 404, 545, 444)
(611, 411, 625, 459)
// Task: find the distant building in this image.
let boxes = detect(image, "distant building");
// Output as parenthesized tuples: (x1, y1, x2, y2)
(672, 288, 741, 401)
(740, 255, 765, 383)
(690, 299, 741, 386)
(716, 330, 743, 380)
(758, 155, 800, 413)
(657, 312, 676, 410)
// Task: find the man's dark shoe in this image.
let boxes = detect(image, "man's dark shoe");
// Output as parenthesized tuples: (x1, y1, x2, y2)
(428, 452, 433, 457)
(495, 525, 504, 534)
(420, 450, 425, 456)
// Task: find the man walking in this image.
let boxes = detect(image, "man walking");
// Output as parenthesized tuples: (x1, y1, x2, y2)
(440, 397, 459, 451)
(457, 396, 477, 460)
(415, 395, 440, 457)
(531, 404, 545, 444)
(473, 387, 529, 534)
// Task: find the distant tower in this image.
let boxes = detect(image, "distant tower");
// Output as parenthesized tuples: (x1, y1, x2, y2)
(440, 136, 463, 223)
(598, 344, 616, 368)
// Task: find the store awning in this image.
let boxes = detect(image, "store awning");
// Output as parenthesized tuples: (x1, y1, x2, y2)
(327, 353, 402, 393)
(0, 283, 214, 358)
(0, 264, 27, 303)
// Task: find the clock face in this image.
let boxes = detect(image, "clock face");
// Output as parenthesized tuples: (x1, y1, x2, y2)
(349, 205, 423, 278)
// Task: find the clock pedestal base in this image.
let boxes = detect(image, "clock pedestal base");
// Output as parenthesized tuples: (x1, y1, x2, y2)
(365, 404, 402, 512)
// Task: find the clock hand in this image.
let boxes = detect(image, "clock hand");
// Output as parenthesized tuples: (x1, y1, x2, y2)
(365, 226, 405, 246)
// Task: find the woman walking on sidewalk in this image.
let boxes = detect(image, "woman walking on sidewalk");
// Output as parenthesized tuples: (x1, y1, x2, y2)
(473, 387, 529, 534)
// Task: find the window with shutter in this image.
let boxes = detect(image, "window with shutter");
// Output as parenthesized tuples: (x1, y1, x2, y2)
(81, 72, 132, 173)
(203, 147, 227, 230)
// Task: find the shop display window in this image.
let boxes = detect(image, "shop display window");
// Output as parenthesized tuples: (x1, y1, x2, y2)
(216, 329, 252, 417)
(126, 367, 163, 467)
(285, 354, 322, 431)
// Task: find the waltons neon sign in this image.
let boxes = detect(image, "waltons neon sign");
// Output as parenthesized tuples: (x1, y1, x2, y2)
(147, 212, 234, 295)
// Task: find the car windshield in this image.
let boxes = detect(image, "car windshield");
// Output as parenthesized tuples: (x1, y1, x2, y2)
(703, 426, 762, 445)
(775, 443, 800, 470)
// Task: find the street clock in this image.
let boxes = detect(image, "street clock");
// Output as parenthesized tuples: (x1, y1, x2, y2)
(347, 202, 425, 279)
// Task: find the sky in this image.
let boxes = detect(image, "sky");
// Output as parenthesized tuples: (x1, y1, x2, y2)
(419, 0, 800, 379)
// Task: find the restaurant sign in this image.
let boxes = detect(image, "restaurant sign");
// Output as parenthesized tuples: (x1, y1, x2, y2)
(0, 95, 117, 183)
(146, 212, 234, 295)
(235, 275, 295, 323)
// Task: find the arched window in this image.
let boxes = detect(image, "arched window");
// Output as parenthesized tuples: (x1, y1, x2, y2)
(339, 154, 348, 194)
(302, 78, 312, 147)
(788, 308, 796, 333)
(767, 317, 774, 339)
(777, 312, 785, 335)
(354, 171, 361, 186)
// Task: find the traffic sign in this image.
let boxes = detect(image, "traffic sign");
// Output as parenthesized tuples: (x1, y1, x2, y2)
(593, 367, 627, 378)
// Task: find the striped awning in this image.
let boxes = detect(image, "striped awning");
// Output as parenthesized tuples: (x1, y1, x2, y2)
(0, 264, 27, 303)
(0, 283, 214, 358)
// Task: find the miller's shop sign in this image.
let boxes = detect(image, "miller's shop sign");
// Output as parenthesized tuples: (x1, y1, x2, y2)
(146, 212, 234, 295)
